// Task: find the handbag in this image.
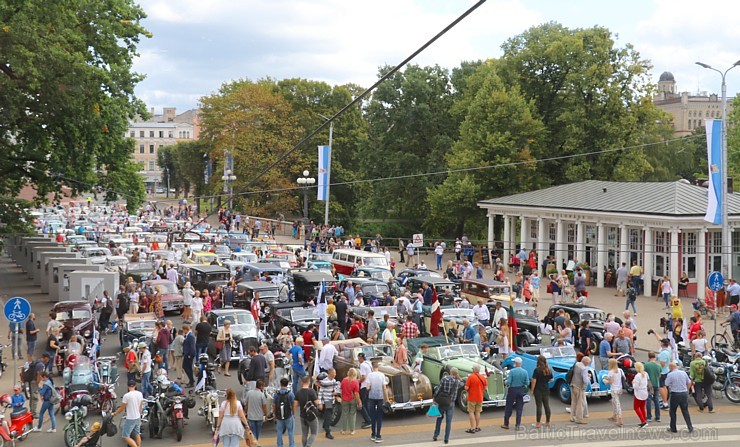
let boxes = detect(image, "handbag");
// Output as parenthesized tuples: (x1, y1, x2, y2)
(245, 427, 258, 447)
(426, 403, 441, 418)
(215, 341, 224, 350)
(154, 354, 163, 364)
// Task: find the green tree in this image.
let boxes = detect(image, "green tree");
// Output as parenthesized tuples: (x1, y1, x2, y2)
(0, 0, 150, 214)
(157, 146, 186, 197)
(173, 140, 210, 211)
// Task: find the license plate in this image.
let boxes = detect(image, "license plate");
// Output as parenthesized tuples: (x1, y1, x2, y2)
(174, 403, 182, 409)
(403, 402, 413, 408)
(212, 407, 219, 417)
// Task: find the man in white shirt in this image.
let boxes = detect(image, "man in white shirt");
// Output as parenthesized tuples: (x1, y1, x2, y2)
(318, 338, 337, 373)
(260, 343, 276, 386)
(604, 314, 621, 336)
(113, 380, 144, 447)
(129, 290, 140, 314)
(357, 353, 372, 428)
(472, 299, 490, 327)
(492, 301, 508, 329)
(166, 264, 178, 284)
(381, 322, 396, 346)
(138, 343, 153, 397)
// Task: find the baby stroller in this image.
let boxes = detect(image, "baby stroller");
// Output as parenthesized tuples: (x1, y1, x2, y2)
(692, 296, 715, 320)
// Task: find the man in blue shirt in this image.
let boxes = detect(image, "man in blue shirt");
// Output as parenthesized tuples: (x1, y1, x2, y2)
(722, 306, 740, 347)
(289, 338, 306, 394)
(501, 357, 530, 430)
(665, 362, 693, 433)
(598, 332, 614, 370)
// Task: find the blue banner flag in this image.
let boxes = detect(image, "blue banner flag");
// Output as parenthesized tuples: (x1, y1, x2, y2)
(317, 145, 330, 201)
(705, 119, 723, 225)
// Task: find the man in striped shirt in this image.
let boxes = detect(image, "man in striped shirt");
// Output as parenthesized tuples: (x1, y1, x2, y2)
(318, 369, 339, 439)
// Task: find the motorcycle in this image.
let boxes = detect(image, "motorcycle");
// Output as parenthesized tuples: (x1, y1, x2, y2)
(61, 355, 94, 412)
(197, 389, 225, 434)
(95, 356, 118, 385)
(615, 353, 637, 394)
(0, 398, 34, 444)
(63, 397, 91, 447)
(91, 382, 117, 415)
(708, 356, 740, 403)
(195, 353, 217, 390)
(148, 372, 191, 441)
(162, 392, 186, 442)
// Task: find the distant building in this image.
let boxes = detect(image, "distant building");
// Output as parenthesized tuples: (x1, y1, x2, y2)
(653, 71, 731, 136)
(127, 107, 199, 190)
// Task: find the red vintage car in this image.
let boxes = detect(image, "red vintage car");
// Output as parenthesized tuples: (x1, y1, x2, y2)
(143, 279, 184, 313)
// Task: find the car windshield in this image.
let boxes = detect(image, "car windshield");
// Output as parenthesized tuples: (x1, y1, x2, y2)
(540, 346, 577, 359)
(369, 270, 392, 281)
(579, 311, 606, 321)
(152, 282, 178, 294)
(514, 306, 537, 319)
(356, 345, 393, 359)
(129, 262, 154, 271)
(489, 286, 511, 295)
(55, 309, 91, 321)
(372, 307, 397, 319)
(86, 249, 108, 257)
(291, 308, 317, 321)
(257, 288, 279, 298)
(214, 246, 230, 255)
(362, 284, 389, 294)
(310, 253, 332, 262)
(217, 313, 255, 327)
(435, 344, 480, 360)
(128, 320, 157, 331)
(108, 258, 128, 267)
(443, 308, 475, 319)
(362, 257, 388, 268)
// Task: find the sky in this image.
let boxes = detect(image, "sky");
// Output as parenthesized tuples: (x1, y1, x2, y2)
(132, 0, 740, 113)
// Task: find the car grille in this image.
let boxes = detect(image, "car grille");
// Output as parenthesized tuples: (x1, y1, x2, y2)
(391, 375, 411, 403)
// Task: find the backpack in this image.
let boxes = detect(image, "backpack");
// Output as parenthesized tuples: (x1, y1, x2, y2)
(50, 385, 62, 405)
(22, 361, 39, 383)
(565, 365, 575, 384)
(303, 400, 318, 422)
(118, 293, 130, 312)
(627, 287, 637, 301)
(275, 391, 292, 420)
(704, 362, 716, 385)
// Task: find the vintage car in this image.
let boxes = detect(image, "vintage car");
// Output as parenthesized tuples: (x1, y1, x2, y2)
(396, 268, 442, 281)
(206, 309, 262, 361)
(340, 278, 390, 306)
(307, 260, 334, 276)
(123, 261, 156, 283)
(51, 301, 96, 344)
(461, 279, 513, 304)
(349, 306, 399, 328)
(149, 249, 179, 264)
(545, 304, 620, 352)
(501, 344, 610, 403)
(211, 244, 232, 262)
(352, 267, 393, 282)
(324, 339, 434, 413)
(407, 336, 529, 412)
(119, 312, 158, 348)
(104, 256, 130, 278)
(235, 281, 284, 308)
(187, 251, 221, 266)
(241, 262, 286, 282)
(267, 302, 319, 336)
(402, 277, 457, 305)
(80, 247, 112, 264)
(177, 264, 230, 291)
(143, 279, 184, 313)
(230, 252, 259, 264)
(483, 301, 540, 347)
(289, 271, 337, 302)
(268, 250, 299, 268)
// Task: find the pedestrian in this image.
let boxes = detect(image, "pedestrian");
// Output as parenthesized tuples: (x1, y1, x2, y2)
(122, 345, 138, 384)
(318, 369, 339, 439)
(644, 352, 662, 422)
(605, 358, 624, 425)
(33, 371, 56, 432)
(45, 327, 60, 374)
(138, 342, 153, 397)
(24, 353, 45, 418)
(274, 377, 297, 447)
(215, 388, 250, 447)
(112, 379, 144, 447)
(182, 282, 194, 323)
(501, 357, 530, 430)
(435, 243, 444, 270)
(431, 366, 461, 444)
(656, 337, 672, 409)
(340, 367, 362, 435)
(290, 338, 307, 395)
(598, 333, 614, 370)
(182, 324, 196, 387)
(689, 352, 714, 413)
(295, 376, 320, 447)
(154, 321, 172, 371)
(191, 291, 204, 324)
(25, 313, 39, 359)
(530, 355, 553, 428)
(661, 275, 673, 309)
(569, 355, 590, 424)
(464, 364, 487, 433)
(632, 361, 650, 428)
(665, 362, 694, 433)
(8, 320, 24, 360)
(217, 320, 233, 376)
(357, 353, 373, 429)
(366, 361, 387, 443)
(195, 315, 212, 357)
(244, 379, 268, 441)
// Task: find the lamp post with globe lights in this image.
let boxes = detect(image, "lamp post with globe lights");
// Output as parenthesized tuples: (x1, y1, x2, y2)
(221, 169, 236, 211)
(297, 170, 315, 221)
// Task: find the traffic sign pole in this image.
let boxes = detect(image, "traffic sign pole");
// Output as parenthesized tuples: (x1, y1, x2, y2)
(4, 297, 31, 389)
(708, 272, 724, 338)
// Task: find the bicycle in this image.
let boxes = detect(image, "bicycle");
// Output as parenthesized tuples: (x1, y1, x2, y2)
(711, 323, 740, 351)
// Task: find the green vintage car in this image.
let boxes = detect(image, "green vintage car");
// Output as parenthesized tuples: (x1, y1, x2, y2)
(407, 336, 530, 412)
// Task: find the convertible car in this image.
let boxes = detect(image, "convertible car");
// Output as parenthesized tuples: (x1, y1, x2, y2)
(119, 312, 158, 348)
(501, 344, 610, 403)
(206, 309, 262, 362)
(266, 302, 319, 336)
(323, 338, 434, 413)
(407, 337, 529, 412)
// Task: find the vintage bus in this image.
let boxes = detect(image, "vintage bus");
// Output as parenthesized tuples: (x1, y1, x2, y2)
(330, 249, 389, 276)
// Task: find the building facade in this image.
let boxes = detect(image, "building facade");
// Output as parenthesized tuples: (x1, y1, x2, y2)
(478, 180, 740, 298)
(653, 71, 732, 136)
(127, 107, 198, 191)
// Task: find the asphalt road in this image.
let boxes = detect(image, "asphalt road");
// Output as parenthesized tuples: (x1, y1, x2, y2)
(1, 254, 738, 447)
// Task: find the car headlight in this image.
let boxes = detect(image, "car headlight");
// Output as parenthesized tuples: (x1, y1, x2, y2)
(175, 396, 182, 404)
(84, 330, 91, 338)
(715, 367, 725, 375)
(65, 412, 73, 421)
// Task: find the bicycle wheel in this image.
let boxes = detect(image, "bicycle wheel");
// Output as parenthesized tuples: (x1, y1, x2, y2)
(712, 333, 730, 350)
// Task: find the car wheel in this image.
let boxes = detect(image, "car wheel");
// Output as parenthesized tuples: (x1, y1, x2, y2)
(556, 380, 571, 404)
(517, 336, 530, 348)
(457, 389, 469, 413)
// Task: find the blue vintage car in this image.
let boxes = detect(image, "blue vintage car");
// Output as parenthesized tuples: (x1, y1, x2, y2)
(501, 345, 611, 403)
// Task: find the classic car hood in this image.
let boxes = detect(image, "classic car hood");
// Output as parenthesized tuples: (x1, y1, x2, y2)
(442, 357, 490, 373)
(231, 324, 258, 339)
(377, 360, 412, 377)
(160, 292, 183, 302)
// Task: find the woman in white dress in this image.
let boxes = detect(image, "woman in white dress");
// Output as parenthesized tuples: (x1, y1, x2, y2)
(214, 388, 249, 447)
(191, 291, 204, 324)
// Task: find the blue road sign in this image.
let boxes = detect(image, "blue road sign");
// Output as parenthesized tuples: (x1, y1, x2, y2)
(708, 271, 725, 292)
(3, 297, 31, 323)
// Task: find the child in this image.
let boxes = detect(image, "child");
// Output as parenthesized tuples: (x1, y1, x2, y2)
(11, 386, 25, 413)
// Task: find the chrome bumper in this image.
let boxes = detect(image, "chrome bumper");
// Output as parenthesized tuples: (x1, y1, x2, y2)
(163, 300, 183, 311)
(389, 398, 433, 411)
(482, 394, 531, 408)
(586, 390, 610, 398)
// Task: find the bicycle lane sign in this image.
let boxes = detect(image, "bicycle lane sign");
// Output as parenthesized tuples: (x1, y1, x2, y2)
(4, 297, 31, 323)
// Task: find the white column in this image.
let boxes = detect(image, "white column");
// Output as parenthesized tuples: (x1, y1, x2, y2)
(537, 218, 547, 276)
(576, 221, 586, 264)
(620, 225, 629, 269)
(520, 217, 528, 252)
(487, 214, 494, 258)
(697, 228, 707, 299)
(556, 219, 565, 272)
(510, 216, 518, 254)
(597, 223, 606, 288)
(670, 228, 680, 294)
(644, 227, 653, 297)
(503, 215, 511, 265)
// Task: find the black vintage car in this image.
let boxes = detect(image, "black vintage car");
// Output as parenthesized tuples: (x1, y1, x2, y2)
(267, 302, 318, 336)
(289, 271, 337, 302)
(340, 278, 390, 306)
(178, 264, 230, 291)
(205, 309, 262, 361)
(403, 276, 458, 305)
(51, 301, 96, 343)
(484, 301, 540, 347)
(545, 303, 622, 351)
(124, 261, 156, 283)
(235, 281, 284, 308)
(119, 312, 158, 348)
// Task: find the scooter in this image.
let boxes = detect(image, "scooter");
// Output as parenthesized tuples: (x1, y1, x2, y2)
(197, 389, 225, 434)
(0, 403, 34, 444)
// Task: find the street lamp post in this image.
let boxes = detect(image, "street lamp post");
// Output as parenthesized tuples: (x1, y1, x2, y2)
(317, 113, 333, 226)
(221, 169, 236, 211)
(696, 59, 740, 284)
(297, 170, 315, 221)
